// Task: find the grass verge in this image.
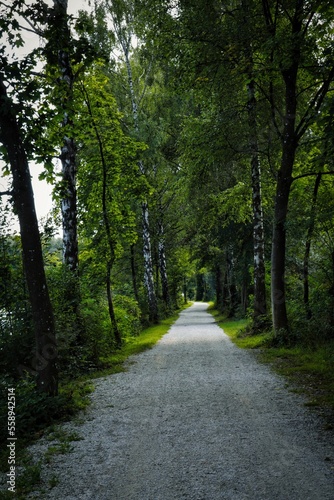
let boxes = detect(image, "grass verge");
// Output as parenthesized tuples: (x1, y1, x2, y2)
(208, 304, 334, 430)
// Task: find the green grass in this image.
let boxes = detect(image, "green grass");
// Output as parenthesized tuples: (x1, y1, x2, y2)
(259, 345, 334, 418)
(208, 304, 334, 428)
(208, 306, 268, 349)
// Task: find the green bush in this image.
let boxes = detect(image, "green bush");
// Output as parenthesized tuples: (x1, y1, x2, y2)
(46, 265, 81, 347)
(114, 295, 141, 340)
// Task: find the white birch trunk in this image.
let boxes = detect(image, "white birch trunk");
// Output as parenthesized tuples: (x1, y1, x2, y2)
(142, 201, 158, 322)
(121, 31, 158, 321)
(247, 80, 267, 319)
(54, 0, 78, 273)
(60, 136, 78, 272)
(241, 0, 267, 322)
(158, 215, 170, 307)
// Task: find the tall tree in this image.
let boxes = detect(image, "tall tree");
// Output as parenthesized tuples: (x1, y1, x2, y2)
(261, 0, 334, 331)
(48, 0, 78, 273)
(104, 0, 159, 322)
(241, 0, 267, 321)
(0, 76, 58, 395)
(135, 0, 268, 320)
(0, 1, 59, 393)
(76, 67, 147, 342)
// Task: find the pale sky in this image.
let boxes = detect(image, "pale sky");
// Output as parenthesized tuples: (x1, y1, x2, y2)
(1, 0, 90, 235)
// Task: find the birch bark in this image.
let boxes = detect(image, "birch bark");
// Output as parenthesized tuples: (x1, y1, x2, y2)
(53, 0, 78, 273)
(242, 0, 267, 322)
(157, 212, 170, 308)
(120, 27, 158, 322)
(247, 79, 267, 319)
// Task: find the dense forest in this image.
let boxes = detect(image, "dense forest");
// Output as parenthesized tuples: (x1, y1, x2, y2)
(0, 0, 334, 422)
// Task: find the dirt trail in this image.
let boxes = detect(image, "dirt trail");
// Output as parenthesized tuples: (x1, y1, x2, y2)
(29, 302, 334, 499)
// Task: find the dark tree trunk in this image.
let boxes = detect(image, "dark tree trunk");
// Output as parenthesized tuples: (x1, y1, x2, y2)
(106, 260, 122, 347)
(271, 59, 298, 332)
(195, 274, 205, 301)
(0, 79, 58, 395)
(263, 0, 334, 332)
(222, 269, 229, 312)
(183, 277, 188, 304)
(271, 148, 294, 332)
(224, 251, 238, 317)
(240, 279, 248, 316)
(303, 173, 322, 319)
(215, 264, 223, 312)
(130, 244, 139, 303)
(155, 246, 160, 299)
(269, 0, 305, 333)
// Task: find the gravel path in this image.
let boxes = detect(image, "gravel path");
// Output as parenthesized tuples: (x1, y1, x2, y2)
(28, 302, 334, 499)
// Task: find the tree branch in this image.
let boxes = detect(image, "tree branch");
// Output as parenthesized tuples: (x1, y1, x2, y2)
(296, 66, 334, 141)
(0, 190, 12, 197)
(292, 171, 334, 183)
(17, 21, 44, 37)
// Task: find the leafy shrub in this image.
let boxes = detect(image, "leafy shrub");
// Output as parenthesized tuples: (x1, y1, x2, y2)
(114, 295, 141, 340)
(46, 265, 81, 348)
(79, 296, 115, 365)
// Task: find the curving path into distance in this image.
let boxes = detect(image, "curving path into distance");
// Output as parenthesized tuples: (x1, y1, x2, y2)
(31, 302, 334, 499)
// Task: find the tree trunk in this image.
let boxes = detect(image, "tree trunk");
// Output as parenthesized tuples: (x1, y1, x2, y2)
(215, 264, 223, 311)
(242, 0, 267, 322)
(271, 119, 296, 332)
(267, 1, 301, 333)
(303, 173, 322, 319)
(53, 0, 79, 273)
(130, 244, 139, 303)
(0, 79, 58, 395)
(157, 210, 170, 308)
(269, 0, 304, 331)
(247, 79, 267, 319)
(158, 237, 169, 305)
(195, 274, 205, 301)
(142, 201, 159, 322)
(106, 260, 122, 347)
(122, 37, 158, 323)
(60, 137, 78, 272)
(183, 277, 188, 304)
